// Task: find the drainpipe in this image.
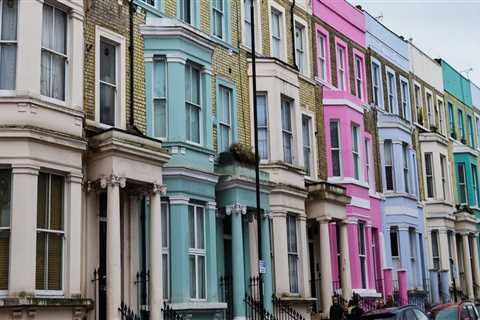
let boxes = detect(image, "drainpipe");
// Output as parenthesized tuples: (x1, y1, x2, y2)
(290, 0, 297, 70)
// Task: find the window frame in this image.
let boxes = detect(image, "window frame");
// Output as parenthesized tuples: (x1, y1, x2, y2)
(316, 30, 328, 82)
(354, 54, 364, 100)
(40, 2, 68, 103)
(358, 221, 368, 289)
(185, 62, 203, 145)
(424, 152, 435, 199)
(425, 91, 434, 129)
(458, 109, 465, 141)
(384, 140, 395, 191)
(178, 0, 197, 26)
(0, 0, 18, 91)
(286, 214, 299, 294)
(448, 102, 455, 138)
(212, 0, 225, 40)
(385, 68, 397, 114)
(440, 154, 448, 201)
(161, 201, 170, 300)
(217, 83, 234, 153)
(437, 98, 445, 135)
(0, 169, 11, 293)
(302, 114, 313, 177)
(269, 6, 284, 60)
(399, 77, 410, 122)
(35, 172, 65, 296)
(402, 143, 410, 194)
(95, 27, 126, 129)
(468, 114, 475, 148)
(188, 204, 206, 301)
(431, 230, 440, 270)
(414, 83, 422, 125)
(294, 18, 306, 74)
(371, 59, 383, 109)
(335, 42, 347, 92)
(330, 119, 342, 177)
(457, 163, 468, 205)
(351, 123, 361, 181)
(472, 164, 479, 207)
(152, 57, 168, 139)
(257, 93, 269, 160)
(281, 97, 294, 164)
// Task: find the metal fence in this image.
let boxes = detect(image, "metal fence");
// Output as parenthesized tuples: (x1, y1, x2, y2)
(162, 302, 184, 320)
(272, 295, 306, 320)
(119, 302, 141, 320)
(220, 276, 234, 320)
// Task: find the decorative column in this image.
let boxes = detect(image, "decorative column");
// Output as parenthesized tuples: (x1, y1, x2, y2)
(261, 212, 273, 312)
(439, 270, 450, 303)
(471, 234, 480, 298)
(462, 233, 474, 300)
(398, 227, 412, 289)
(206, 202, 219, 302)
(101, 175, 126, 320)
(439, 231, 450, 274)
(150, 183, 166, 320)
(318, 218, 333, 315)
(169, 195, 190, 303)
(338, 221, 352, 300)
(397, 270, 408, 305)
(227, 204, 247, 320)
(383, 268, 393, 299)
(429, 270, 440, 305)
(9, 165, 39, 295)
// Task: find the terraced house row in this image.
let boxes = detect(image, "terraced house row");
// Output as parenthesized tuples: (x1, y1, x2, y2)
(0, 0, 479, 319)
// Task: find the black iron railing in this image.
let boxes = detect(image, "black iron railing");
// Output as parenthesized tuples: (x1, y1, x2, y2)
(162, 302, 184, 320)
(408, 290, 428, 311)
(245, 294, 273, 320)
(272, 295, 305, 320)
(220, 276, 234, 320)
(358, 295, 378, 312)
(249, 275, 263, 301)
(119, 302, 141, 320)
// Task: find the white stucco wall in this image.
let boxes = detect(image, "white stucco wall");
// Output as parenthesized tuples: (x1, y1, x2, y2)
(408, 43, 444, 93)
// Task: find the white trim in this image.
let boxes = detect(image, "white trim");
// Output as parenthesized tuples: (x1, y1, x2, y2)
(384, 206, 419, 217)
(385, 66, 397, 114)
(370, 57, 384, 109)
(94, 26, 126, 129)
(268, 0, 287, 61)
(399, 75, 411, 122)
(424, 88, 435, 129)
(293, 15, 310, 77)
(240, 0, 262, 54)
(323, 98, 364, 114)
(350, 196, 370, 209)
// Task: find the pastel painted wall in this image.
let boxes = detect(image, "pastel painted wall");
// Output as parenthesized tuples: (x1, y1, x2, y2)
(365, 12, 409, 72)
(408, 43, 443, 93)
(441, 59, 473, 107)
(313, 0, 365, 47)
(454, 153, 480, 209)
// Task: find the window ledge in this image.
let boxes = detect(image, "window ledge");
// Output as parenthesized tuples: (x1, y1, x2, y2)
(0, 297, 93, 310)
(169, 302, 227, 311)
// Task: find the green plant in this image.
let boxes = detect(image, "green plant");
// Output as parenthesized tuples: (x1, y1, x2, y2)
(229, 143, 257, 166)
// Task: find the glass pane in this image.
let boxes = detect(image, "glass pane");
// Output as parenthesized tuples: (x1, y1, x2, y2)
(50, 175, 64, 231)
(302, 116, 310, 147)
(330, 121, 339, 148)
(1, 0, 17, 41)
(214, 11, 222, 38)
(191, 106, 200, 143)
(153, 60, 166, 98)
(257, 95, 267, 126)
(161, 203, 168, 248)
(332, 151, 341, 176)
(162, 254, 168, 298)
(0, 170, 11, 228)
(47, 233, 63, 290)
(288, 254, 298, 293)
(40, 51, 52, 97)
(287, 215, 297, 252)
(0, 230, 9, 290)
(35, 232, 47, 290)
(53, 8, 67, 54)
(185, 65, 191, 102)
(196, 207, 204, 249)
(220, 125, 230, 152)
(188, 206, 195, 248)
(198, 256, 206, 299)
(154, 99, 167, 138)
(52, 54, 65, 100)
(283, 133, 292, 163)
(100, 40, 116, 84)
(281, 100, 291, 131)
(259, 128, 268, 159)
(0, 44, 16, 90)
(384, 141, 392, 165)
(100, 83, 115, 126)
(189, 255, 196, 298)
(191, 67, 200, 105)
(42, 4, 53, 49)
(37, 173, 49, 229)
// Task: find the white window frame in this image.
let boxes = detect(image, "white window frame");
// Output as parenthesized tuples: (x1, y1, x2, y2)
(358, 222, 368, 289)
(431, 230, 440, 270)
(425, 90, 434, 129)
(269, 3, 285, 60)
(188, 204, 206, 301)
(336, 44, 346, 91)
(458, 163, 468, 205)
(35, 172, 65, 297)
(0, 0, 18, 92)
(218, 85, 232, 153)
(440, 154, 448, 201)
(302, 114, 313, 177)
(257, 93, 269, 160)
(402, 143, 410, 194)
(286, 214, 299, 294)
(152, 57, 168, 139)
(241, 0, 262, 52)
(414, 82, 422, 125)
(399, 76, 410, 122)
(437, 98, 445, 135)
(294, 16, 309, 76)
(351, 123, 361, 181)
(468, 114, 475, 148)
(316, 31, 327, 82)
(371, 58, 383, 108)
(281, 97, 294, 164)
(424, 152, 435, 199)
(409, 229, 417, 284)
(384, 140, 395, 191)
(161, 201, 170, 299)
(185, 62, 203, 145)
(354, 55, 363, 100)
(330, 119, 342, 177)
(95, 26, 126, 129)
(386, 68, 397, 114)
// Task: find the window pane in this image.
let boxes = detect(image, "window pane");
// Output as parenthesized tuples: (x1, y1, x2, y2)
(53, 8, 67, 54)
(198, 255, 206, 299)
(188, 206, 195, 248)
(42, 4, 53, 49)
(0, 44, 16, 90)
(49, 175, 64, 231)
(37, 173, 49, 229)
(332, 151, 341, 177)
(1, 0, 17, 41)
(35, 232, 47, 290)
(0, 230, 9, 290)
(52, 54, 65, 100)
(191, 106, 200, 143)
(196, 207, 204, 249)
(40, 51, 52, 97)
(220, 125, 230, 152)
(288, 254, 298, 293)
(390, 229, 399, 257)
(191, 67, 200, 105)
(100, 41, 116, 85)
(154, 99, 167, 138)
(47, 233, 63, 290)
(330, 120, 339, 148)
(287, 215, 297, 253)
(257, 95, 268, 126)
(0, 170, 11, 228)
(189, 255, 196, 298)
(153, 60, 166, 98)
(162, 253, 168, 298)
(100, 83, 116, 126)
(259, 128, 268, 159)
(161, 203, 168, 248)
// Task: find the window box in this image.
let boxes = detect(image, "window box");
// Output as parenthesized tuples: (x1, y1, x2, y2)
(218, 143, 256, 167)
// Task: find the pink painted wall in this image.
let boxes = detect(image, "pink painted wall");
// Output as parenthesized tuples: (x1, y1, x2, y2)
(313, 0, 366, 47)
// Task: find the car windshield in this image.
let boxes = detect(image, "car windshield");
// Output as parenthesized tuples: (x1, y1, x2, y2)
(435, 307, 458, 320)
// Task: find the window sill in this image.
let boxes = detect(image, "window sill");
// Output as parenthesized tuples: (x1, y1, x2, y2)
(0, 296, 93, 310)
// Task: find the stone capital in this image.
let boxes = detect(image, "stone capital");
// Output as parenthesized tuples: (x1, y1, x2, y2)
(207, 202, 217, 210)
(225, 203, 247, 216)
(152, 183, 167, 196)
(100, 174, 126, 189)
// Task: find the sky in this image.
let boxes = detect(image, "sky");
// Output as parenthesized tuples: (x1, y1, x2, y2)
(347, 0, 480, 86)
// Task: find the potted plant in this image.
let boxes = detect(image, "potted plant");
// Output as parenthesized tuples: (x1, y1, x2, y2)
(218, 143, 257, 167)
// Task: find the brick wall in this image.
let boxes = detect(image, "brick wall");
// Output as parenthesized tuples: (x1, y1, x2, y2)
(83, 0, 147, 133)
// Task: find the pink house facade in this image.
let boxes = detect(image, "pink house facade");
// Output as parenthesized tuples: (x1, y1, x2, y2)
(310, 0, 384, 310)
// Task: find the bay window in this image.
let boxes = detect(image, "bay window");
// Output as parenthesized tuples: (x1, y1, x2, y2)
(457, 163, 467, 204)
(302, 115, 312, 176)
(185, 63, 201, 144)
(270, 9, 282, 59)
(287, 214, 299, 293)
(424, 153, 434, 199)
(294, 21, 306, 74)
(188, 204, 206, 300)
(330, 120, 341, 177)
(351, 124, 360, 180)
(0, 169, 11, 290)
(212, 0, 224, 39)
(281, 98, 293, 164)
(257, 94, 269, 159)
(36, 172, 65, 292)
(384, 140, 394, 191)
(402, 143, 410, 193)
(336, 45, 346, 91)
(354, 55, 363, 100)
(440, 154, 448, 200)
(371, 61, 383, 108)
(41, 3, 67, 101)
(99, 38, 118, 126)
(153, 58, 167, 139)
(218, 85, 232, 153)
(316, 31, 327, 81)
(386, 70, 397, 113)
(358, 222, 367, 288)
(0, 0, 17, 90)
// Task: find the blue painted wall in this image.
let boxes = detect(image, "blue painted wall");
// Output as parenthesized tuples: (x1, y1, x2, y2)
(440, 59, 472, 107)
